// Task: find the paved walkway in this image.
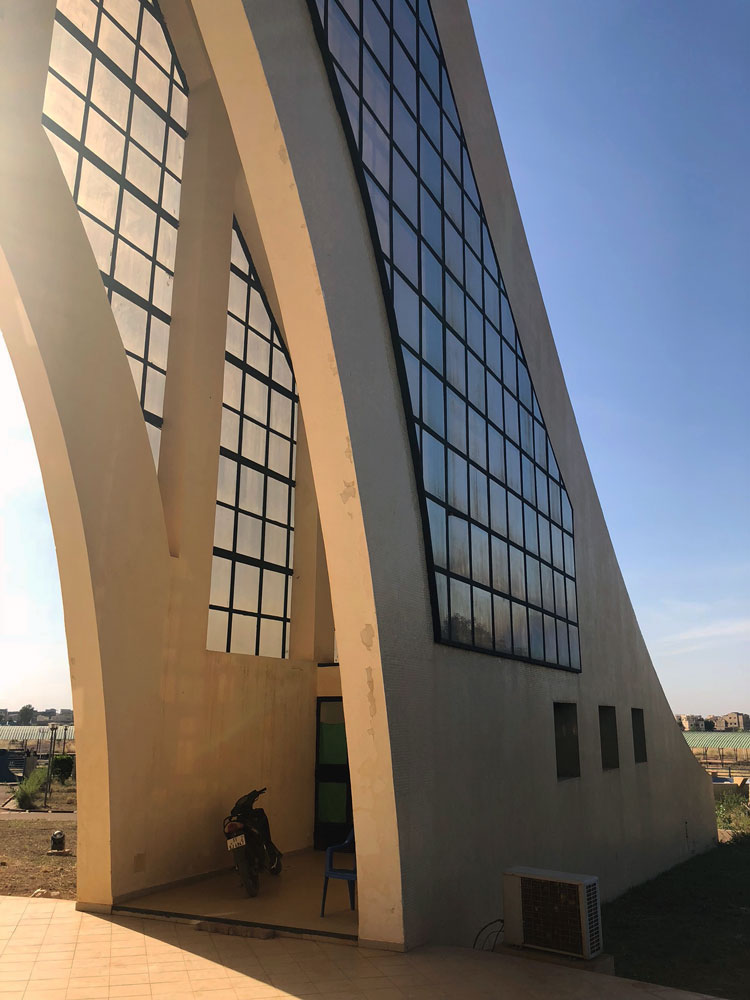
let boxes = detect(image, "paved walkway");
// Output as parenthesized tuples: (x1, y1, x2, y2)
(0, 896, 716, 1000)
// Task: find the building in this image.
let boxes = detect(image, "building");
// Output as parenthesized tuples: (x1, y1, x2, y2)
(0, 0, 715, 950)
(677, 715, 706, 731)
(716, 712, 750, 732)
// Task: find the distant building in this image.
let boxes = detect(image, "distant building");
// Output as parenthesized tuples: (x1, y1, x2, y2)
(716, 712, 750, 732)
(0, 709, 8, 725)
(57, 710, 74, 724)
(677, 714, 706, 732)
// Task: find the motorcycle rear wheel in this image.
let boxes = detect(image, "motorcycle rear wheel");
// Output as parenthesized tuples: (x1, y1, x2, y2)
(235, 850, 260, 897)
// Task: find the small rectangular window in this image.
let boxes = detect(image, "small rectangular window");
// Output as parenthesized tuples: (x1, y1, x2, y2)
(554, 702, 580, 779)
(598, 706, 619, 770)
(632, 708, 647, 763)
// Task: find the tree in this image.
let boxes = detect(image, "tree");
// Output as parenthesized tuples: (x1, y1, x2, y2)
(704, 719, 715, 732)
(17, 704, 36, 724)
(52, 755, 74, 784)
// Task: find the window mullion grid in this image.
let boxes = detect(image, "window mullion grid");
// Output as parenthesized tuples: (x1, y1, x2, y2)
(141, 18, 179, 430)
(69, 3, 104, 227)
(105, 2, 147, 412)
(256, 273, 275, 656)
(453, 63, 475, 648)
(225, 263, 252, 656)
(475, 150, 496, 654)
(358, 0, 365, 151)
(312, 0, 580, 669)
(281, 373, 297, 659)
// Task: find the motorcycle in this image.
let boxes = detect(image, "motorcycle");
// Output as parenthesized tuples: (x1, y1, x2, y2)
(223, 787, 282, 897)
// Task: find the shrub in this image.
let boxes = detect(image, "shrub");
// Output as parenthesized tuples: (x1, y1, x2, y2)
(716, 791, 750, 834)
(13, 767, 48, 810)
(51, 755, 74, 784)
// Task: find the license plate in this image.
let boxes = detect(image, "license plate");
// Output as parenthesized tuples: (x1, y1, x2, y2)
(226, 834, 245, 850)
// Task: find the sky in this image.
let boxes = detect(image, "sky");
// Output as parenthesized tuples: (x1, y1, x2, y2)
(1, 0, 748, 715)
(0, 343, 70, 710)
(468, 0, 750, 712)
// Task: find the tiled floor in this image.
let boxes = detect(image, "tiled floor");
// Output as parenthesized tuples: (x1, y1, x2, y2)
(119, 850, 357, 940)
(0, 896, 716, 1000)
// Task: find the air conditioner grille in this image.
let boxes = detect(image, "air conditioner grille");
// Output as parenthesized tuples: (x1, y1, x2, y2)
(520, 877, 582, 955)
(585, 881, 601, 954)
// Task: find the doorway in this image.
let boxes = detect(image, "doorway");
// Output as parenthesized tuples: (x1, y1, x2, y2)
(314, 697, 352, 849)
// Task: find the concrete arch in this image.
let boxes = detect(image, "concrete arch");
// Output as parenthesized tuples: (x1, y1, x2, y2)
(182, 0, 410, 949)
(1, 0, 406, 946)
(0, 1, 172, 907)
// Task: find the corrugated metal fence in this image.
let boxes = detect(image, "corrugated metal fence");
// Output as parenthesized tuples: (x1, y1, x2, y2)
(0, 726, 75, 742)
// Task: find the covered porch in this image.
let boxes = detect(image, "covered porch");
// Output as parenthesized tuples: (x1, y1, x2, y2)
(115, 848, 358, 942)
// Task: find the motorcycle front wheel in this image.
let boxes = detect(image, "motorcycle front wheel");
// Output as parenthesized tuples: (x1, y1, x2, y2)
(234, 849, 260, 897)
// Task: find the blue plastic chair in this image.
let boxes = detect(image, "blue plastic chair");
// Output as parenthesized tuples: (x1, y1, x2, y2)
(320, 829, 356, 917)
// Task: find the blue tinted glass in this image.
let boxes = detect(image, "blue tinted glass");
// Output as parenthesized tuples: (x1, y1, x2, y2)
(450, 577, 472, 644)
(422, 430, 445, 499)
(421, 186, 442, 253)
(419, 29, 440, 95)
(448, 514, 470, 577)
(392, 271, 419, 351)
(393, 150, 418, 225)
(448, 449, 468, 512)
(420, 80, 441, 147)
(312, 0, 579, 669)
(470, 465, 489, 524)
(494, 595, 512, 653)
(473, 588, 493, 649)
(393, 94, 417, 162)
(427, 499, 447, 567)
(363, 47, 390, 126)
(423, 304, 443, 372)
(393, 0, 416, 57)
(393, 38, 417, 109)
(422, 366, 444, 435)
(421, 242, 443, 312)
(363, 0, 390, 70)
(446, 390, 466, 451)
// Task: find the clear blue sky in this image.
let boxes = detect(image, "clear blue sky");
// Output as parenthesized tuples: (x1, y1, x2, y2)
(468, 0, 750, 712)
(1, 0, 748, 715)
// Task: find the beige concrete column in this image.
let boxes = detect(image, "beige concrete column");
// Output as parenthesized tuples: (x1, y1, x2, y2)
(289, 415, 335, 664)
(189, 0, 405, 947)
(159, 76, 235, 565)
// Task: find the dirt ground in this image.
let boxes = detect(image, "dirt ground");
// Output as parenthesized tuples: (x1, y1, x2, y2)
(1, 778, 77, 812)
(0, 814, 77, 898)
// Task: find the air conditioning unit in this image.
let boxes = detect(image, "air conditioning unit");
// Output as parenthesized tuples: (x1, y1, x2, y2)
(503, 867, 603, 960)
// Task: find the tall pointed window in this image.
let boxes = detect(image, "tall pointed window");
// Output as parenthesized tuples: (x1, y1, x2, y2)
(207, 222, 298, 659)
(310, 0, 580, 669)
(43, 0, 188, 463)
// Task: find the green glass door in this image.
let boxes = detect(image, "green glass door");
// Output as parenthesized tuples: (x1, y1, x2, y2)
(314, 697, 352, 849)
